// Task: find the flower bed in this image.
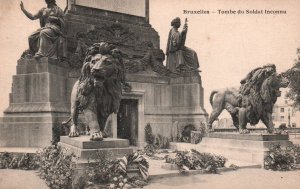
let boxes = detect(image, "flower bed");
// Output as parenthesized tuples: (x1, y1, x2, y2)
(264, 144, 300, 171)
(1, 146, 150, 189)
(0, 152, 38, 170)
(166, 149, 227, 173)
(80, 151, 149, 189)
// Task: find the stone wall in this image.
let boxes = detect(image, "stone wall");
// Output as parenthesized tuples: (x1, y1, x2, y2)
(125, 73, 207, 145)
(65, 5, 159, 64)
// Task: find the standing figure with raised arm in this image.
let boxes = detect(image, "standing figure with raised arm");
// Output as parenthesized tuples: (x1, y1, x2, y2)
(20, 0, 65, 59)
(166, 17, 200, 73)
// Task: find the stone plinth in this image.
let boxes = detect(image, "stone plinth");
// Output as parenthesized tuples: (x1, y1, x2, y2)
(59, 136, 133, 162)
(0, 58, 70, 149)
(60, 136, 134, 188)
(170, 132, 292, 166)
(207, 132, 289, 141)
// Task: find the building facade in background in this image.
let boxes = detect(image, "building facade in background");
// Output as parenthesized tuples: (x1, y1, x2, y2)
(272, 102, 300, 128)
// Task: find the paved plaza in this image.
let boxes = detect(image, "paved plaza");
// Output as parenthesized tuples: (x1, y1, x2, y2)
(0, 168, 299, 189)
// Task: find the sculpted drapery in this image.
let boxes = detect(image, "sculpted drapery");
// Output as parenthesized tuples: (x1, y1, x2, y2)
(166, 17, 199, 73)
(20, 0, 65, 59)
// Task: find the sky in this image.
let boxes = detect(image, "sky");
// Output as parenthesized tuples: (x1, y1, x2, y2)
(0, 0, 299, 116)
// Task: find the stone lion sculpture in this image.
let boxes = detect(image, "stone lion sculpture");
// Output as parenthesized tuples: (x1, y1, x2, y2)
(64, 42, 125, 141)
(208, 64, 289, 134)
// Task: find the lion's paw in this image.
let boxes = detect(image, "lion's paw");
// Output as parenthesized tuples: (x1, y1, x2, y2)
(208, 128, 215, 133)
(90, 132, 103, 141)
(102, 131, 108, 138)
(69, 124, 80, 137)
(239, 129, 250, 134)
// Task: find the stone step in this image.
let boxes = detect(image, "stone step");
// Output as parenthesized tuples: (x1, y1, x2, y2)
(207, 132, 289, 141)
(60, 136, 130, 149)
(0, 147, 40, 154)
(200, 138, 292, 150)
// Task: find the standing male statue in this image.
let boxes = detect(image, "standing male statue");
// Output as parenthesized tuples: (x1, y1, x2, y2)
(20, 0, 65, 59)
(166, 17, 199, 73)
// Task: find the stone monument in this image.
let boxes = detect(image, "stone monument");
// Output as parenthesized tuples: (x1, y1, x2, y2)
(0, 0, 207, 154)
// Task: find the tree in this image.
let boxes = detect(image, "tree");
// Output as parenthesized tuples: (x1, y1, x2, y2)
(284, 48, 300, 109)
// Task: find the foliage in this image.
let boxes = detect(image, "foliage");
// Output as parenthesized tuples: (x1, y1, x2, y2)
(107, 175, 129, 189)
(264, 144, 300, 171)
(284, 57, 300, 108)
(145, 123, 155, 145)
(167, 149, 227, 174)
(154, 134, 170, 149)
(143, 143, 157, 156)
(144, 123, 171, 156)
(199, 121, 208, 138)
(126, 152, 149, 181)
(278, 124, 287, 130)
(0, 152, 12, 169)
(0, 152, 38, 170)
(52, 124, 63, 145)
(85, 151, 117, 185)
(173, 151, 195, 173)
(83, 151, 149, 189)
(144, 123, 157, 156)
(179, 124, 197, 143)
(37, 145, 76, 189)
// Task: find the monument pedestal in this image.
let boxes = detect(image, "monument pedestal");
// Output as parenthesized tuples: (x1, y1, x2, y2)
(59, 136, 134, 188)
(59, 136, 133, 163)
(170, 132, 292, 166)
(0, 57, 71, 149)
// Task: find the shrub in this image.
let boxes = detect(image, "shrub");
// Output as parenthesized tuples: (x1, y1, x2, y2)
(278, 124, 287, 130)
(0, 152, 12, 169)
(83, 152, 149, 188)
(0, 152, 38, 170)
(145, 123, 155, 145)
(180, 124, 197, 143)
(154, 134, 170, 149)
(264, 144, 300, 171)
(37, 145, 76, 189)
(168, 149, 227, 174)
(85, 151, 118, 185)
(144, 123, 171, 157)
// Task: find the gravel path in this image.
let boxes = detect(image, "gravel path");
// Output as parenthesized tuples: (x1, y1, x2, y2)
(1, 168, 299, 189)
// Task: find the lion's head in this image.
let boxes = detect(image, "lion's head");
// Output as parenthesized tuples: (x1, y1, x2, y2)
(77, 43, 125, 117)
(260, 73, 289, 104)
(244, 72, 289, 125)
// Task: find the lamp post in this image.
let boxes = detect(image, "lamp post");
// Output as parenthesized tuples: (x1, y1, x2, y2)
(288, 108, 291, 128)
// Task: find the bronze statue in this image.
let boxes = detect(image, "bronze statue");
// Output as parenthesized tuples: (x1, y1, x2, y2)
(208, 64, 289, 134)
(166, 17, 199, 73)
(64, 42, 125, 141)
(20, 0, 65, 59)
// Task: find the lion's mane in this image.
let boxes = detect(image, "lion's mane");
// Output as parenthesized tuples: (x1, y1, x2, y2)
(75, 44, 124, 117)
